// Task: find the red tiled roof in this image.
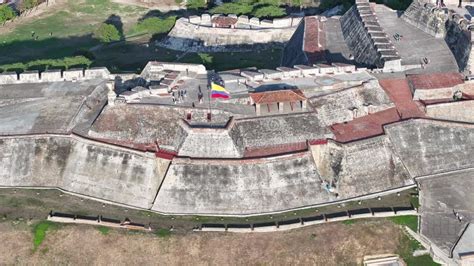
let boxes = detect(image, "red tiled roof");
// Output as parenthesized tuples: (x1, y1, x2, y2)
(379, 78, 425, 119)
(250, 89, 306, 104)
(331, 108, 401, 143)
(304, 17, 326, 64)
(212, 16, 238, 27)
(407, 72, 464, 90)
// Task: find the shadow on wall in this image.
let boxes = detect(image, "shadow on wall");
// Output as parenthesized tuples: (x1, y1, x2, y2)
(159, 35, 288, 52)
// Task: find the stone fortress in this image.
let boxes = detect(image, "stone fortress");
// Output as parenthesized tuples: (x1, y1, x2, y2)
(2, 0, 474, 264)
(160, 14, 302, 52)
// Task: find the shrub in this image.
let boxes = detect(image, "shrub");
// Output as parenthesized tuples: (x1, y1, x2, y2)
(0, 56, 92, 72)
(93, 23, 121, 43)
(0, 5, 16, 24)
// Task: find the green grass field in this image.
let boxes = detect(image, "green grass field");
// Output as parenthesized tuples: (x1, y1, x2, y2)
(32, 221, 59, 251)
(0, 0, 284, 73)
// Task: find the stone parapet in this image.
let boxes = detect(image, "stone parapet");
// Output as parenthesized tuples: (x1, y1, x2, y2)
(0, 67, 111, 84)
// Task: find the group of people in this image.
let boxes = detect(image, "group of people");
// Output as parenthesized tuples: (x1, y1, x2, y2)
(171, 89, 187, 104)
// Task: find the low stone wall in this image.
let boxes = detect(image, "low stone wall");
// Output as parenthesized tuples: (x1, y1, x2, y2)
(47, 212, 152, 231)
(0, 67, 110, 84)
(196, 208, 417, 232)
(187, 14, 300, 29)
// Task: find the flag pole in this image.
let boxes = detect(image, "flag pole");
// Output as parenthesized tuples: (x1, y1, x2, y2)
(207, 71, 213, 121)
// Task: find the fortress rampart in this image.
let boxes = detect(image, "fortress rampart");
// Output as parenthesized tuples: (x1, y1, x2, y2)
(402, 1, 474, 74)
(0, 67, 110, 84)
(160, 15, 302, 52)
(0, 134, 168, 209)
(1, 118, 473, 216)
(340, 0, 401, 71)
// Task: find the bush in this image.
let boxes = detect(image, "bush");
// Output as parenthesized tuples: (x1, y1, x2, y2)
(0, 56, 93, 72)
(93, 23, 121, 43)
(210, 0, 287, 17)
(132, 16, 176, 35)
(0, 5, 16, 24)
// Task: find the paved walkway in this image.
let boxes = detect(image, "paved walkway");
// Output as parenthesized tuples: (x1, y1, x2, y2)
(374, 4, 459, 74)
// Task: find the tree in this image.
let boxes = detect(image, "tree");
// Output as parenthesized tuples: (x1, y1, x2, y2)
(186, 0, 206, 9)
(0, 5, 16, 24)
(253, 5, 285, 18)
(93, 23, 121, 43)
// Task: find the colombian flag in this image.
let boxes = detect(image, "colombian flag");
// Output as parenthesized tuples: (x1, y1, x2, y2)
(211, 82, 230, 99)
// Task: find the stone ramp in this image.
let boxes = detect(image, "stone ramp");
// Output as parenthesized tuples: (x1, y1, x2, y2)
(374, 4, 459, 74)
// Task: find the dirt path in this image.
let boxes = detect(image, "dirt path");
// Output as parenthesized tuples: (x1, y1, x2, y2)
(0, 219, 403, 265)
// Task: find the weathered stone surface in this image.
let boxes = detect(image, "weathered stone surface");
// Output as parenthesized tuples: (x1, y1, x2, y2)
(152, 153, 330, 215)
(229, 113, 332, 150)
(0, 79, 107, 135)
(0, 135, 166, 208)
(310, 79, 394, 125)
(426, 101, 474, 123)
(312, 136, 412, 199)
(88, 104, 231, 151)
(418, 168, 474, 256)
(160, 18, 299, 52)
(386, 119, 474, 177)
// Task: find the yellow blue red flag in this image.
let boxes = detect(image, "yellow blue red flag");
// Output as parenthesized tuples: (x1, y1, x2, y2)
(211, 82, 230, 99)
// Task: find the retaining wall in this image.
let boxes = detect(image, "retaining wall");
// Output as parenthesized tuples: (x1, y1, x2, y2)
(0, 134, 168, 209)
(0, 67, 110, 85)
(160, 17, 301, 52)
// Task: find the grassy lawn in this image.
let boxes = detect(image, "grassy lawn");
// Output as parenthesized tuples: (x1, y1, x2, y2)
(397, 233, 440, 266)
(389, 215, 418, 232)
(0, 0, 283, 73)
(32, 221, 60, 251)
(0, 0, 147, 66)
(97, 226, 111, 235)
